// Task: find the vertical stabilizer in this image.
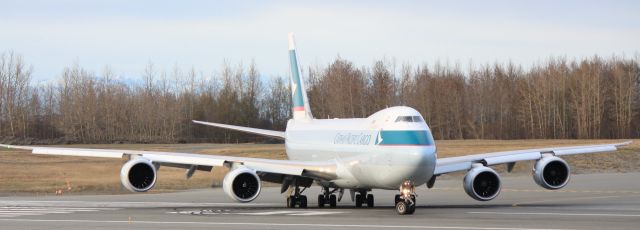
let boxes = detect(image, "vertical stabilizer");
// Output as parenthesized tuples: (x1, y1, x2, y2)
(288, 33, 313, 120)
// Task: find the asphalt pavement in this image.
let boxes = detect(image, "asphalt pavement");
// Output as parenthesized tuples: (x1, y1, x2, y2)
(1, 173, 639, 230)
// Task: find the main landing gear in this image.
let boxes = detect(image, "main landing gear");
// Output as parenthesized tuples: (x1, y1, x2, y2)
(354, 190, 374, 208)
(286, 184, 308, 208)
(395, 180, 416, 215)
(317, 187, 338, 208)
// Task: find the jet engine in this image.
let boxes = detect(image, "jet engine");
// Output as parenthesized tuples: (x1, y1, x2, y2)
(463, 166, 501, 201)
(120, 157, 157, 192)
(223, 167, 261, 202)
(533, 156, 570, 190)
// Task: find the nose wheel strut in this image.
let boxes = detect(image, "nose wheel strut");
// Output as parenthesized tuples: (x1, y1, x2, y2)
(395, 180, 416, 215)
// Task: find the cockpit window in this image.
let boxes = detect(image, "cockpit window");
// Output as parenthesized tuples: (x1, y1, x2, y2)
(395, 116, 413, 122)
(395, 116, 424, 123)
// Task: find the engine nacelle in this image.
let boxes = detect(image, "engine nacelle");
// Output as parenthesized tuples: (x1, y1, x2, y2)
(533, 156, 570, 190)
(223, 167, 261, 202)
(120, 157, 157, 192)
(463, 165, 501, 201)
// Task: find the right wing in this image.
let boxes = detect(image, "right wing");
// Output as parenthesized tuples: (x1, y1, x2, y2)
(192, 120, 285, 139)
(434, 141, 632, 175)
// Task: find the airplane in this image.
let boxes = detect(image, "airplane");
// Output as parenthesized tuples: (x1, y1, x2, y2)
(1, 33, 632, 215)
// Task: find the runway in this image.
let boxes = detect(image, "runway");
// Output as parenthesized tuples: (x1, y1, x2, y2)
(1, 173, 639, 230)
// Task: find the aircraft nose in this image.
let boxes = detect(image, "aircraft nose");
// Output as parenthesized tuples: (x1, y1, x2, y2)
(394, 145, 437, 185)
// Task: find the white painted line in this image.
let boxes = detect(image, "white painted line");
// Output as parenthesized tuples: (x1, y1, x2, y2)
(0, 210, 71, 214)
(0, 201, 280, 208)
(288, 211, 345, 216)
(0, 208, 102, 212)
(0, 207, 115, 210)
(235, 211, 299, 215)
(0, 212, 55, 216)
(0, 218, 573, 230)
(469, 211, 640, 217)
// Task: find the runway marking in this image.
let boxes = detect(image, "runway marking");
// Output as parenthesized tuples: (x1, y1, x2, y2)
(236, 211, 305, 215)
(0, 200, 280, 208)
(288, 211, 347, 216)
(512, 194, 640, 207)
(433, 187, 640, 194)
(0, 218, 573, 230)
(469, 211, 640, 218)
(0, 206, 117, 218)
(168, 209, 346, 216)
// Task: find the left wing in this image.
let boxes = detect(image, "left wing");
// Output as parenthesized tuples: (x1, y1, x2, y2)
(0, 144, 336, 181)
(434, 141, 632, 175)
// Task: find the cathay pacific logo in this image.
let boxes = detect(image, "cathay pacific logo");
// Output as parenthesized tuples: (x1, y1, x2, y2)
(334, 132, 372, 145)
(376, 131, 383, 145)
(291, 79, 297, 97)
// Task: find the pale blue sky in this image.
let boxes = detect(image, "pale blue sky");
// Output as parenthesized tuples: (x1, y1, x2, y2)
(1, 0, 639, 83)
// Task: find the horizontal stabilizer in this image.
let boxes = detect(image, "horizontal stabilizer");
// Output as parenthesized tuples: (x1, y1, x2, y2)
(192, 120, 285, 139)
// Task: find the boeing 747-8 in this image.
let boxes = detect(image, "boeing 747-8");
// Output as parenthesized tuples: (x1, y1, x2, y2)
(1, 33, 631, 215)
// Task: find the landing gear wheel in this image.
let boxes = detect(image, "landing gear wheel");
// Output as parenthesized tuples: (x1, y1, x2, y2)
(396, 201, 408, 215)
(318, 195, 325, 208)
(329, 194, 337, 208)
(287, 196, 297, 208)
(355, 194, 363, 208)
(299, 195, 308, 208)
(407, 202, 416, 214)
(366, 194, 374, 208)
(394, 194, 401, 205)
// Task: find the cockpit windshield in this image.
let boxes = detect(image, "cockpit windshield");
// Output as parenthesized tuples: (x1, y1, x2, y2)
(395, 116, 424, 123)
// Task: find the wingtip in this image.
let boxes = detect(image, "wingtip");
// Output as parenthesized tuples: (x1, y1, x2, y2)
(192, 120, 206, 123)
(617, 140, 633, 146)
(0, 144, 32, 150)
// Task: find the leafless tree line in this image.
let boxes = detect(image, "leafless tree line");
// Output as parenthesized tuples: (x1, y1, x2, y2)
(0, 51, 638, 144)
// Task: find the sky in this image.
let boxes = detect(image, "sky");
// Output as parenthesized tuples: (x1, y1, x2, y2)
(1, 0, 639, 83)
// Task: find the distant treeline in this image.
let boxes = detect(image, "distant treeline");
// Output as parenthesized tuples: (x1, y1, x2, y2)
(0, 51, 639, 144)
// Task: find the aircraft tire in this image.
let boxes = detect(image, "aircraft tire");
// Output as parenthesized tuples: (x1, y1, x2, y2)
(329, 194, 337, 208)
(318, 195, 325, 208)
(396, 201, 408, 215)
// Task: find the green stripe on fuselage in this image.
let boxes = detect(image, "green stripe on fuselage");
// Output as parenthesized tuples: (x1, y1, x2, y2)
(378, 130, 435, 146)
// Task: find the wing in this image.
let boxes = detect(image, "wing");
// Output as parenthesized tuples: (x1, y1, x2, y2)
(434, 141, 632, 175)
(192, 120, 285, 139)
(0, 144, 336, 182)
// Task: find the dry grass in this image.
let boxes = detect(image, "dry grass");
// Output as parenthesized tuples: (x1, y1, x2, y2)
(0, 140, 637, 195)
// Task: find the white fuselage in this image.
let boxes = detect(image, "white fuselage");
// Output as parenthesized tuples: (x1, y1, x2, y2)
(284, 106, 437, 190)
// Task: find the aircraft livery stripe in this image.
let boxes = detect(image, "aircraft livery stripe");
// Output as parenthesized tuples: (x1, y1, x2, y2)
(378, 130, 435, 146)
(289, 50, 305, 108)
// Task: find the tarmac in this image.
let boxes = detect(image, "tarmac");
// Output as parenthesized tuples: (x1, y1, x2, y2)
(1, 173, 639, 230)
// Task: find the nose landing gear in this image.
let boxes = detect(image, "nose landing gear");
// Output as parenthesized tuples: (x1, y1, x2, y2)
(395, 180, 416, 215)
